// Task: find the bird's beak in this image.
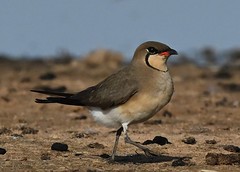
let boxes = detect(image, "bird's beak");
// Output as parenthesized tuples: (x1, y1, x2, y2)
(159, 49, 178, 57)
(169, 49, 178, 55)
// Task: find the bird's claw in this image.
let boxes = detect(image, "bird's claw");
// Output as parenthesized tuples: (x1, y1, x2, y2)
(143, 148, 158, 157)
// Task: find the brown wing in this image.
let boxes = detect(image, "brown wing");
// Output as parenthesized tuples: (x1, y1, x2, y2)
(70, 67, 138, 109)
(33, 67, 139, 110)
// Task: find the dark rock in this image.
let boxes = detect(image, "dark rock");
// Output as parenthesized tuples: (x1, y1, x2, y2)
(73, 115, 87, 120)
(39, 72, 56, 80)
(11, 134, 23, 139)
(74, 132, 85, 138)
(152, 136, 171, 145)
(87, 142, 105, 149)
(205, 140, 217, 144)
(172, 158, 193, 167)
(214, 70, 232, 79)
(75, 152, 83, 156)
(144, 120, 162, 125)
(162, 110, 173, 117)
(18, 119, 27, 124)
(215, 97, 228, 107)
(1, 96, 10, 102)
(20, 126, 38, 134)
(182, 137, 196, 144)
(41, 153, 51, 160)
(20, 77, 31, 83)
(143, 136, 171, 145)
(223, 145, 240, 153)
(219, 83, 240, 92)
(206, 153, 240, 165)
(0, 148, 6, 155)
(0, 127, 12, 135)
(51, 142, 68, 151)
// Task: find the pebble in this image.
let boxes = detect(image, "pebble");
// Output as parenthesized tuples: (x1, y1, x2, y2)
(11, 134, 23, 139)
(41, 153, 51, 160)
(39, 72, 56, 80)
(73, 115, 87, 120)
(214, 70, 232, 79)
(162, 110, 173, 117)
(206, 153, 240, 165)
(223, 145, 240, 153)
(51, 142, 68, 151)
(0, 127, 12, 135)
(20, 126, 38, 134)
(142, 136, 171, 145)
(144, 119, 162, 125)
(87, 142, 105, 149)
(172, 158, 193, 167)
(152, 136, 171, 145)
(182, 137, 197, 144)
(0, 148, 7, 155)
(205, 139, 217, 144)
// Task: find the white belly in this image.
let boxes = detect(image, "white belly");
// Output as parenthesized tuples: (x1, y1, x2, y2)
(89, 107, 122, 128)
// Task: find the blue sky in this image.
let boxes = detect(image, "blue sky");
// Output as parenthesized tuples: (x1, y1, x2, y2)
(0, 0, 240, 58)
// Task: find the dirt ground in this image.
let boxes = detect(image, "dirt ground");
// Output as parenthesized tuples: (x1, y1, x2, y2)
(0, 55, 239, 172)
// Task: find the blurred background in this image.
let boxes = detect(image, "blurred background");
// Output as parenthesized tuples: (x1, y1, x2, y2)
(0, 0, 240, 66)
(0, 1, 240, 170)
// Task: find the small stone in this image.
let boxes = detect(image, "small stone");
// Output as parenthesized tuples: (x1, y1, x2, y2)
(143, 136, 171, 145)
(20, 126, 38, 134)
(87, 142, 105, 149)
(171, 158, 194, 167)
(162, 110, 173, 117)
(0, 148, 6, 155)
(205, 140, 217, 144)
(223, 145, 240, 153)
(0, 127, 11, 135)
(73, 115, 87, 120)
(214, 71, 232, 79)
(39, 72, 56, 80)
(74, 133, 85, 138)
(11, 134, 23, 139)
(152, 136, 171, 145)
(206, 153, 240, 165)
(144, 119, 162, 125)
(75, 152, 83, 156)
(182, 137, 197, 144)
(20, 77, 31, 83)
(172, 159, 186, 166)
(41, 153, 51, 160)
(51, 142, 68, 151)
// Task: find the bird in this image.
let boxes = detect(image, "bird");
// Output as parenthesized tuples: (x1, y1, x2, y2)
(31, 41, 178, 160)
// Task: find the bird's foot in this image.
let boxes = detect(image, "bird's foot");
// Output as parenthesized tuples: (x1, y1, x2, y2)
(141, 147, 159, 157)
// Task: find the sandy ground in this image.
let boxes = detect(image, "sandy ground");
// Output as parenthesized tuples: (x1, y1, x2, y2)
(0, 55, 239, 172)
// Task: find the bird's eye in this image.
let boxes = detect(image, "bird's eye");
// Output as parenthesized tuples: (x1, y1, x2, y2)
(146, 47, 158, 54)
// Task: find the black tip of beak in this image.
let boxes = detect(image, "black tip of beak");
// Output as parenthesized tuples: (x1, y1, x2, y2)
(169, 49, 178, 55)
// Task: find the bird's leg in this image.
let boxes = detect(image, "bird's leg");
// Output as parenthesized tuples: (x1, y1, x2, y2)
(122, 123, 158, 157)
(111, 127, 123, 160)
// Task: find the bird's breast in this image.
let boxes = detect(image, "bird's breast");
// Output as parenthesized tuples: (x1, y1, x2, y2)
(119, 73, 174, 124)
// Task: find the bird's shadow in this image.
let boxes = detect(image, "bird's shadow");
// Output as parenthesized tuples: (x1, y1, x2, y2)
(100, 153, 190, 164)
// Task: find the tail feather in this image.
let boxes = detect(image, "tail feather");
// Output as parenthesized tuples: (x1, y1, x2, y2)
(31, 89, 74, 97)
(35, 98, 54, 103)
(45, 97, 82, 106)
(31, 89, 82, 105)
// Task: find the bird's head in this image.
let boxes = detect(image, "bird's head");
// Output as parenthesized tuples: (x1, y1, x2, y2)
(132, 41, 178, 72)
